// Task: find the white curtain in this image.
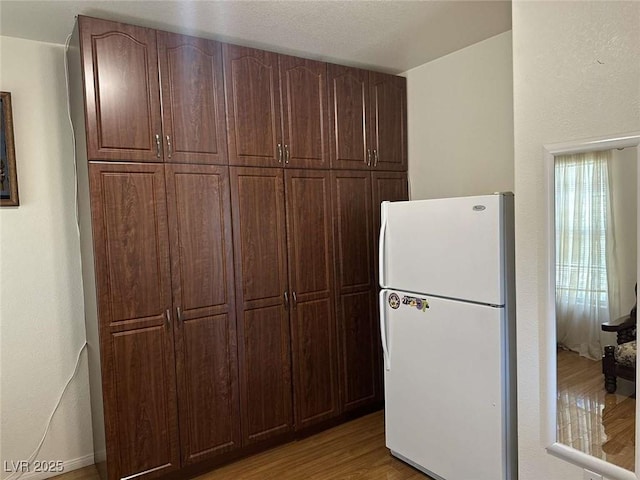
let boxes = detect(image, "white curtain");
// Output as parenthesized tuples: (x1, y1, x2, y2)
(555, 149, 620, 360)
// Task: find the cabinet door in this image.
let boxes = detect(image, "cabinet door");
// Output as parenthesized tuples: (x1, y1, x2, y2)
(158, 33, 228, 165)
(165, 164, 240, 464)
(285, 170, 339, 429)
(230, 167, 293, 444)
(89, 162, 179, 480)
(79, 16, 162, 162)
(331, 171, 380, 411)
(224, 45, 282, 167)
(371, 171, 409, 260)
(328, 65, 370, 170)
(370, 171, 408, 401)
(280, 56, 330, 169)
(369, 73, 407, 171)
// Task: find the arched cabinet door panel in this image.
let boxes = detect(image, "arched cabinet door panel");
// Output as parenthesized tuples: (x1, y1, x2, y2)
(79, 16, 162, 161)
(158, 33, 228, 165)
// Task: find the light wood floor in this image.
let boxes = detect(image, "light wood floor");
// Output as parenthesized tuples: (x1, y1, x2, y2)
(53, 411, 432, 480)
(557, 349, 636, 471)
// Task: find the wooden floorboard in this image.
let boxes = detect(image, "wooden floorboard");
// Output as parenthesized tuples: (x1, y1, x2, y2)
(51, 411, 431, 480)
(557, 349, 636, 471)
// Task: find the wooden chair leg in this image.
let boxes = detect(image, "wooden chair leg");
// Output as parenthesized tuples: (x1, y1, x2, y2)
(603, 345, 618, 393)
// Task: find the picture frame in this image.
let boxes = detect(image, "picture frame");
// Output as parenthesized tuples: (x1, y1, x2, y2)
(1, 91, 19, 206)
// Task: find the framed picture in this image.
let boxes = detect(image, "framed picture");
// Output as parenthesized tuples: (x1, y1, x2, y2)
(1, 91, 19, 206)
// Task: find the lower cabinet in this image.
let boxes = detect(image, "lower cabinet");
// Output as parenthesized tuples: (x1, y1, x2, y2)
(332, 170, 409, 411)
(229, 167, 339, 441)
(89, 162, 238, 480)
(85, 162, 399, 480)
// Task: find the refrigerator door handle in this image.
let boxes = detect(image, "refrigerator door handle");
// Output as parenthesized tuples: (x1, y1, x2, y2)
(379, 201, 388, 288)
(379, 291, 391, 371)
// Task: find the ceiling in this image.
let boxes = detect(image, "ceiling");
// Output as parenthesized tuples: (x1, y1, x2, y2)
(0, 0, 512, 74)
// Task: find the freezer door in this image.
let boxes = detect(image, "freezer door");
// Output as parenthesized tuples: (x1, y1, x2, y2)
(380, 194, 509, 305)
(381, 289, 508, 480)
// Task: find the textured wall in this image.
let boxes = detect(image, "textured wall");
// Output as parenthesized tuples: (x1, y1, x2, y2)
(513, 1, 640, 479)
(404, 31, 514, 200)
(0, 36, 93, 478)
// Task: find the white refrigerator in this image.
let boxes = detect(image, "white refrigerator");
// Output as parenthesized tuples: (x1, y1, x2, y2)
(379, 193, 517, 480)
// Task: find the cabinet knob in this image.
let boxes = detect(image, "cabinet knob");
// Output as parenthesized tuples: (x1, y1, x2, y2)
(284, 145, 290, 164)
(176, 306, 183, 323)
(155, 134, 161, 158)
(165, 309, 172, 327)
(366, 149, 372, 166)
(373, 149, 379, 167)
(284, 291, 289, 309)
(292, 291, 297, 308)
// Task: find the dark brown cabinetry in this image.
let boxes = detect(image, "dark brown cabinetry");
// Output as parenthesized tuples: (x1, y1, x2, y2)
(285, 170, 339, 428)
(332, 170, 380, 410)
(72, 14, 407, 480)
(329, 65, 407, 171)
(229, 167, 293, 443)
(224, 46, 330, 169)
(165, 164, 239, 464)
(332, 171, 409, 411)
(88, 162, 239, 480)
(88, 163, 180, 480)
(230, 167, 339, 441)
(79, 16, 227, 164)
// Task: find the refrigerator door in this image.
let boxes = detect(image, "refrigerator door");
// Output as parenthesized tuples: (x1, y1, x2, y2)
(379, 194, 508, 306)
(381, 289, 507, 480)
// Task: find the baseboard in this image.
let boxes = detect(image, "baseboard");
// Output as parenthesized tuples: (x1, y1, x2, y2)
(20, 454, 94, 480)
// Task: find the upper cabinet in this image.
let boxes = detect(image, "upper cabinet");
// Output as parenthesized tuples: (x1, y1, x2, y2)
(223, 46, 330, 169)
(158, 32, 228, 164)
(78, 16, 227, 164)
(369, 73, 407, 171)
(329, 65, 407, 171)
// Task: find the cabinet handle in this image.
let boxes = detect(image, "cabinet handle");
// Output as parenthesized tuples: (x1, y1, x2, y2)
(284, 291, 289, 309)
(277, 143, 283, 163)
(373, 149, 379, 167)
(165, 309, 172, 327)
(166, 135, 172, 159)
(284, 145, 290, 164)
(176, 306, 183, 323)
(292, 291, 297, 309)
(366, 149, 372, 166)
(155, 134, 161, 158)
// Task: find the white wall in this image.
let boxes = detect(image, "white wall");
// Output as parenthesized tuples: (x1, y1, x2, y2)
(513, 1, 640, 479)
(404, 31, 514, 200)
(0, 36, 93, 477)
(610, 148, 637, 318)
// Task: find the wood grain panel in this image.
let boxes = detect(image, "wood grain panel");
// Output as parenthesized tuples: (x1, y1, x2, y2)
(371, 171, 409, 279)
(224, 45, 282, 167)
(79, 16, 162, 161)
(165, 164, 234, 317)
(280, 56, 329, 169)
(89, 162, 172, 329)
(285, 170, 338, 428)
(339, 291, 378, 410)
(230, 168, 288, 305)
(328, 65, 369, 170)
(369, 73, 407, 171)
(179, 314, 238, 462)
(242, 305, 293, 442)
(230, 167, 293, 443)
(331, 170, 380, 411)
(158, 32, 227, 164)
(331, 171, 373, 292)
(111, 326, 180, 479)
(165, 164, 240, 463)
